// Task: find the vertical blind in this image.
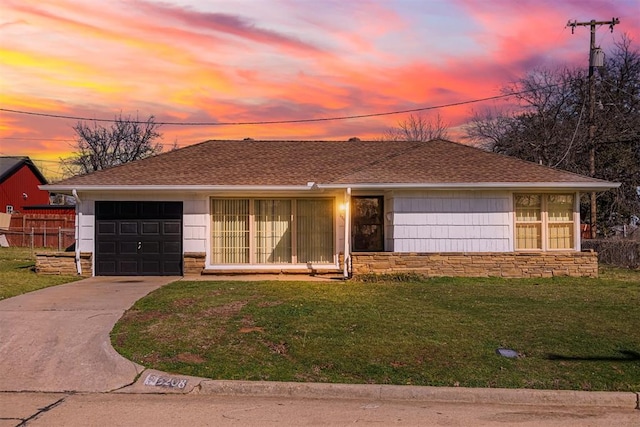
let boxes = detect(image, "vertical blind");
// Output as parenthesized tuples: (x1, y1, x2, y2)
(211, 199, 249, 263)
(297, 199, 334, 263)
(254, 200, 292, 263)
(211, 198, 333, 264)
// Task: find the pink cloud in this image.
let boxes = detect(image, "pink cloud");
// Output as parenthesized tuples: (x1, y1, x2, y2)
(1, 0, 638, 164)
(133, 0, 325, 55)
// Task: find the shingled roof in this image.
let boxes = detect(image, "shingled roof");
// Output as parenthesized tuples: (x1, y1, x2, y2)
(46, 139, 616, 190)
(1, 156, 47, 184)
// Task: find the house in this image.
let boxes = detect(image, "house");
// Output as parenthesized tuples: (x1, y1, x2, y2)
(0, 156, 76, 248)
(42, 139, 619, 278)
(0, 156, 50, 214)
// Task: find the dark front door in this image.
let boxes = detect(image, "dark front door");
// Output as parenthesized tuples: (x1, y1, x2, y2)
(352, 196, 384, 252)
(95, 201, 183, 276)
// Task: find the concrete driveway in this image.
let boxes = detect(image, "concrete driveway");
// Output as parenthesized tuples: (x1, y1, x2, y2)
(0, 276, 177, 392)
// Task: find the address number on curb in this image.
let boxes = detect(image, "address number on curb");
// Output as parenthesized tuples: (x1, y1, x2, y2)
(143, 373, 188, 389)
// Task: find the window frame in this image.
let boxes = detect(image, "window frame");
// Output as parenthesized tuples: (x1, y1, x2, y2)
(514, 193, 578, 252)
(210, 197, 335, 265)
(351, 196, 385, 252)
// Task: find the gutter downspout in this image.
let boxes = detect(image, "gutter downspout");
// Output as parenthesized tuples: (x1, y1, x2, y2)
(343, 187, 351, 279)
(72, 189, 82, 276)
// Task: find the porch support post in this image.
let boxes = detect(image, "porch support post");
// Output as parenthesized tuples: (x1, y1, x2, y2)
(72, 189, 82, 276)
(343, 187, 351, 279)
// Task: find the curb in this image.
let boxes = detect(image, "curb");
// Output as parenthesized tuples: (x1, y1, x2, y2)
(196, 380, 638, 409)
(120, 370, 639, 409)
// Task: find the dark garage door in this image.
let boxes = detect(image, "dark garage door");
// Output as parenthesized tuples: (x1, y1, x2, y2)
(95, 201, 183, 276)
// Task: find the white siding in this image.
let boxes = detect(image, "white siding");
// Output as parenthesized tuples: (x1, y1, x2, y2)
(391, 190, 512, 253)
(75, 191, 210, 267)
(77, 201, 94, 254)
(183, 198, 208, 253)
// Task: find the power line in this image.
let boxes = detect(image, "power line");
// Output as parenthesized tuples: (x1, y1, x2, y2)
(1, 137, 74, 141)
(0, 88, 553, 127)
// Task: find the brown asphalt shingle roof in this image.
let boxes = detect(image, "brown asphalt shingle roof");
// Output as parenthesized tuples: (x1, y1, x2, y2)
(51, 139, 613, 187)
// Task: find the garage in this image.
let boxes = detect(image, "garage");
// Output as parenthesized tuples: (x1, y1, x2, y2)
(95, 201, 183, 276)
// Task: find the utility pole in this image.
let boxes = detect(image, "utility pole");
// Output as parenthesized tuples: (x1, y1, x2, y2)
(566, 18, 619, 239)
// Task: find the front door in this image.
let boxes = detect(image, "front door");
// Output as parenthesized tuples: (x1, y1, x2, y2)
(352, 196, 384, 252)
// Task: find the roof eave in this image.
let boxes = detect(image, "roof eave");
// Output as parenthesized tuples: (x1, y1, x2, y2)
(318, 182, 620, 191)
(40, 184, 321, 193)
(41, 181, 621, 193)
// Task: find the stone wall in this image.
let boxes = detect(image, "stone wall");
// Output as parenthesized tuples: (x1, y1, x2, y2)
(184, 252, 206, 275)
(351, 251, 598, 278)
(36, 252, 92, 277)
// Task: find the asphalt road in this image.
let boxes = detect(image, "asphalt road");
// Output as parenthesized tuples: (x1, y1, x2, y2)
(2, 392, 639, 427)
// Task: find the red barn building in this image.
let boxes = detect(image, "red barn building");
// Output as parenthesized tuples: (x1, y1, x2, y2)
(0, 156, 50, 214)
(1, 156, 76, 248)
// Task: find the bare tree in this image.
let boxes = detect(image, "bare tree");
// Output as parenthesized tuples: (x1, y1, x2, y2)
(63, 114, 163, 175)
(382, 113, 450, 141)
(465, 37, 640, 232)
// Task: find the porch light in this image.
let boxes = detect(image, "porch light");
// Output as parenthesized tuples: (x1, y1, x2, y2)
(338, 202, 348, 219)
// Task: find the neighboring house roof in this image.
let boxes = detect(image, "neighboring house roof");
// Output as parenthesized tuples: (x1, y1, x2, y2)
(44, 139, 618, 191)
(0, 156, 48, 185)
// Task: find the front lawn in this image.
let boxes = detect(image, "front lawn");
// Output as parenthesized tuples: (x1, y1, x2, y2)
(112, 269, 640, 391)
(0, 247, 81, 300)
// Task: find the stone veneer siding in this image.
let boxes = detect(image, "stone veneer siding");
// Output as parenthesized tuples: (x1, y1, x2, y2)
(184, 252, 206, 275)
(351, 251, 598, 278)
(36, 252, 92, 277)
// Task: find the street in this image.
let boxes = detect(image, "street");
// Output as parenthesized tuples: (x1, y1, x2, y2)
(2, 392, 638, 427)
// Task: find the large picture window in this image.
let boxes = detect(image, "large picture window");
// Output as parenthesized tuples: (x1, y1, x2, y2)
(515, 194, 575, 251)
(211, 198, 334, 264)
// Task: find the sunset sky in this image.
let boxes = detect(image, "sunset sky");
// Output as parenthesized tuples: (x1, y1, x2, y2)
(1, 0, 638, 179)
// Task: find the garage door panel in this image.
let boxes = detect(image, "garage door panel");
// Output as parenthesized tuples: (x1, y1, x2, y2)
(97, 241, 116, 255)
(162, 203, 183, 218)
(120, 222, 138, 234)
(119, 202, 139, 218)
(162, 261, 182, 275)
(163, 222, 181, 234)
(119, 260, 139, 274)
(142, 241, 160, 254)
(141, 260, 160, 274)
(164, 241, 181, 254)
(97, 261, 116, 274)
(98, 222, 117, 235)
(96, 201, 183, 276)
(119, 241, 139, 254)
(142, 222, 160, 234)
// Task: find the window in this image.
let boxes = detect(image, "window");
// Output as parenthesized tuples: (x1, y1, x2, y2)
(297, 199, 334, 263)
(254, 200, 291, 263)
(515, 194, 575, 250)
(211, 199, 249, 263)
(547, 195, 574, 249)
(211, 198, 334, 264)
(352, 196, 384, 252)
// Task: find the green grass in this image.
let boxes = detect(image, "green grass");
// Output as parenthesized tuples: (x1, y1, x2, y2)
(112, 269, 640, 391)
(0, 247, 81, 300)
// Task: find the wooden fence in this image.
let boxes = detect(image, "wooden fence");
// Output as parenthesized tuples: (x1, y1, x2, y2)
(2, 213, 76, 250)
